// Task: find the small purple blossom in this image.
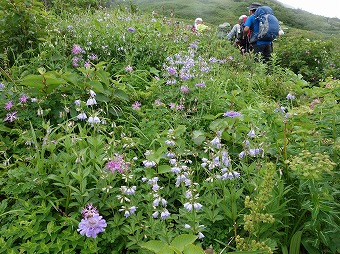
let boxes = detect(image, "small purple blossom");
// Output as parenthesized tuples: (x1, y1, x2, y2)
(88, 53, 98, 61)
(127, 27, 136, 33)
(189, 43, 198, 49)
(286, 93, 295, 100)
(106, 155, 129, 173)
(167, 67, 177, 76)
(223, 111, 242, 118)
(132, 101, 141, 110)
(154, 99, 163, 106)
(19, 95, 28, 104)
(5, 101, 13, 110)
(0, 83, 5, 90)
(72, 56, 80, 67)
(195, 83, 206, 87)
(4, 111, 17, 122)
(81, 203, 99, 218)
(84, 61, 91, 68)
(180, 85, 190, 94)
(72, 44, 85, 55)
(275, 106, 286, 114)
(125, 65, 133, 72)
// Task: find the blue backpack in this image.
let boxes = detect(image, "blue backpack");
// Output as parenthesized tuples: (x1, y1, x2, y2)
(251, 6, 279, 42)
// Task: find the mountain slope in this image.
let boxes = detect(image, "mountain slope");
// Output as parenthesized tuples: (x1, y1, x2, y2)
(113, 0, 340, 38)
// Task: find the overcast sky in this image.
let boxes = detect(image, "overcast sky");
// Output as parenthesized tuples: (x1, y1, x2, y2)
(277, 0, 340, 19)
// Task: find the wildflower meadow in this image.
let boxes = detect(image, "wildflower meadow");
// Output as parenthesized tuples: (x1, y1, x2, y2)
(0, 1, 339, 253)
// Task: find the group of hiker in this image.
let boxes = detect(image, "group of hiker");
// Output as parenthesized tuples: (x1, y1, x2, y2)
(192, 2, 283, 63)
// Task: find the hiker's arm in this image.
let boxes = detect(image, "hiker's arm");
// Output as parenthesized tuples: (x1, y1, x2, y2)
(243, 26, 250, 36)
(227, 25, 237, 40)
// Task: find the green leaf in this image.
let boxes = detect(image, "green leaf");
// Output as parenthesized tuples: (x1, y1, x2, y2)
(114, 89, 129, 101)
(140, 240, 166, 253)
(192, 130, 206, 145)
(158, 164, 171, 174)
(87, 80, 105, 93)
(170, 234, 197, 252)
(173, 125, 187, 137)
(95, 70, 110, 86)
(183, 244, 205, 254)
(150, 67, 160, 76)
(21, 75, 44, 89)
(46, 221, 54, 236)
(289, 231, 302, 254)
(209, 118, 228, 132)
(159, 246, 175, 254)
(62, 72, 80, 85)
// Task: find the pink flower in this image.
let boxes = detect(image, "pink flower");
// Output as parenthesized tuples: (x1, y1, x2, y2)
(72, 44, 85, 55)
(132, 101, 141, 110)
(19, 95, 28, 104)
(4, 111, 17, 122)
(106, 155, 129, 173)
(5, 101, 13, 110)
(125, 65, 133, 72)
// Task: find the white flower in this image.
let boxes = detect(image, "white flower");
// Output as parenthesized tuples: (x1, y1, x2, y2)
(184, 202, 193, 212)
(89, 90, 96, 97)
(86, 97, 97, 106)
(77, 113, 87, 120)
(198, 232, 205, 239)
(88, 116, 100, 124)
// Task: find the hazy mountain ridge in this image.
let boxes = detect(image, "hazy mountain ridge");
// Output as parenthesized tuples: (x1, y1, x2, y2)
(116, 0, 340, 38)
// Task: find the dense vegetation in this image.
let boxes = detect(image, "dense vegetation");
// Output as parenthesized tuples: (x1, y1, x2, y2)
(0, 0, 339, 253)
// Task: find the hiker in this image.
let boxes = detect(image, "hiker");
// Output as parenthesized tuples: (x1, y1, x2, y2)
(192, 18, 210, 34)
(227, 15, 249, 54)
(244, 2, 279, 62)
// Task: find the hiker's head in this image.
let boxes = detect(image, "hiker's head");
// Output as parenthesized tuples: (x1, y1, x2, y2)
(238, 15, 247, 24)
(195, 18, 203, 24)
(248, 2, 261, 13)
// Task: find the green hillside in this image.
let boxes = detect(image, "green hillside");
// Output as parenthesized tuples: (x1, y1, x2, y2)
(112, 0, 340, 38)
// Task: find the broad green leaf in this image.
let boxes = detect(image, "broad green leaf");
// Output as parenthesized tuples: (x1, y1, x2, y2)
(170, 234, 197, 252)
(21, 75, 44, 89)
(183, 244, 205, 254)
(140, 240, 166, 253)
(192, 130, 206, 145)
(158, 164, 171, 174)
(209, 118, 228, 132)
(173, 125, 187, 137)
(87, 80, 104, 93)
(150, 67, 160, 76)
(95, 70, 110, 86)
(62, 72, 80, 85)
(114, 89, 129, 101)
